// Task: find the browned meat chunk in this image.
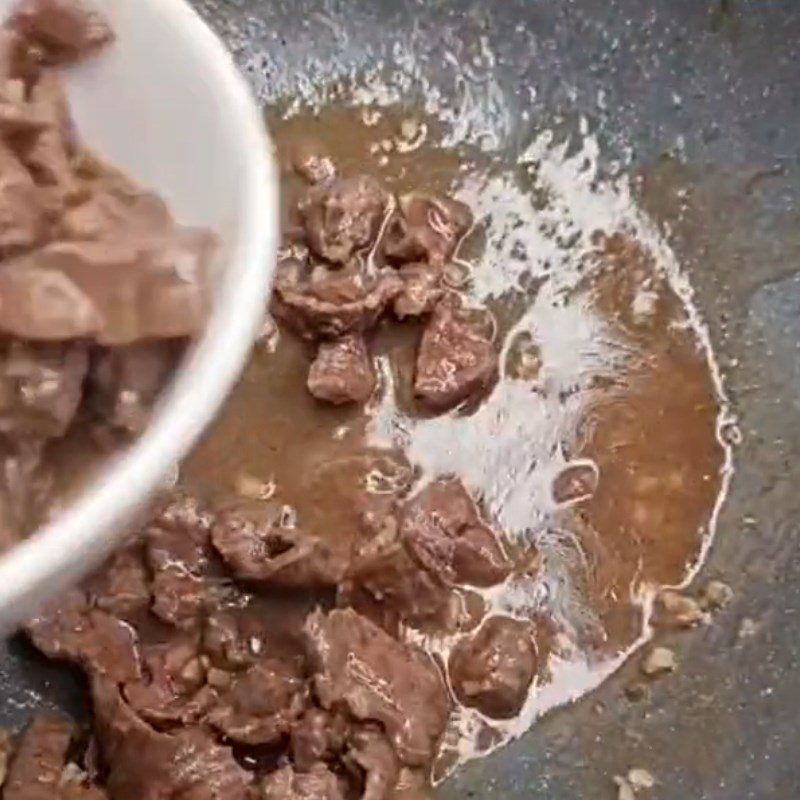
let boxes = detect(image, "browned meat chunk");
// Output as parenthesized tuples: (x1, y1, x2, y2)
(123, 639, 217, 727)
(202, 609, 266, 671)
(261, 763, 347, 800)
(299, 176, 388, 264)
(344, 517, 449, 627)
(4, 715, 74, 800)
(206, 658, 306, 745)
(0, 340, 88, 441)
(21, 70, 75, 193)
(308, 333, 375, 405)
(414, 294, 497, 410)
(92, 677, 252, 800)
(210, 507, 346, 588)
(304, 608, 449, 766)
(272, 258, 401, 340)
(448, 616, 537, 719)
(400, 478, 510, 588)
(347, 725, 400, 800)
(383, 194, 472, 267)
(26, 588, 141, 683)
(8, 0, 112, 63)
(393, 262, 443, 319)
(0, 233, 212, 345)
(85, 545, 150, 620)
(144, 494, 214, 629)
(290, 708, 348, 770)
(291, 139, 337, 185)
(88, 340, 182, 434)
(0, 138, 47, 252)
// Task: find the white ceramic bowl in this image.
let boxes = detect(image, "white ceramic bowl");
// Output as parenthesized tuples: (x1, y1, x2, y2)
(0, 0, 278, 630)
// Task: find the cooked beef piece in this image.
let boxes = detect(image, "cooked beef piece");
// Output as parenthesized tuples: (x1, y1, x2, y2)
(299, 175, 389, 264)
(291, 140, 337, 185)
(261, 763, 347, 800)
(60, 778, 108, 800)
(400, 478, 510, 588)
(0, 47, 48, 137)
(390, 769, 436, 800)
(344, 516, 449, 626)
(0, 439, 49, 535)
(308, 333, 375, 405)
(448, 616, 537, 719)
(60, 184, 171, 242)
(27, 588, 141, 683)
(4, 715, 74, 800)
(347, 726, 399, 800)
(85, 545, 150, 620)
(0, 27, 40, 82)
(202, 609, 263, 671)
(92, 677, 252, 800)
(0, 232, 213, 345)
(304, 608, 449, 766)
(145, 494, 214, 629)
(0, 340, 88, 441)
(206, 658, 306, 745)
(414, 294, 497, 411)
(393, 262, 443, 319)
(0, 138, 48, 252)
(383, 194, 472, 267)
(123, 639, 218, 727)
(290, 708, 348, 771)
(88, 340, 182, 434)
(8, 0, 112, 64)
(21, 69, 75, 194)
(272, 257, 402, 340)
(551, 461, 599, 506)
(211, 507, 346, 588)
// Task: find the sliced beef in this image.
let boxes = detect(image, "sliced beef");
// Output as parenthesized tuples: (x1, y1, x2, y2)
(0, 138, 48, 253)
(91, 677, 252, 800)
(448, 616, 537, 719)
(347, 726, 400, 800)
(0, 340, 88, 441)
(304, 608, 449, 766)
(27, 588, 141, 683)
(290, 708, 348, 771)
(4, 715, 74, 800)
(0, 232, 212, 345)
(211, 507, 346, 588)
(261, 763, 347, 800)
(400, 478, 510, 588)
(144, 494, 215, 629)
(272, 257, 401, 340)
(383, 194, 472, 267)
(414, 294, 497, 411)
(88, 340, 183, 434)
(393, 262, 443, 319)
(206, 658, 306, 745)
(308, 333, 375, 405)
(123, 638, 217, 727)
(299, 175, 389, 264)
(85, 545, 150, 620)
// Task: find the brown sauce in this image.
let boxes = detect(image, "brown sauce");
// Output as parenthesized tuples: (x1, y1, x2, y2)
(181, 105, 728, 771)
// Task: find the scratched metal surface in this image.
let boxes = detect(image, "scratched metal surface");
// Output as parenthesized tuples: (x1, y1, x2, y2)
(1, 1, 799, 798)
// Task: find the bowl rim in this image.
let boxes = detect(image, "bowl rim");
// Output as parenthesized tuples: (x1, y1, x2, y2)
(0, 0, 278, 630)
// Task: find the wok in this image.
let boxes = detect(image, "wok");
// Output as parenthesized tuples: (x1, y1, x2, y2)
(2, 1, 799, 798)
